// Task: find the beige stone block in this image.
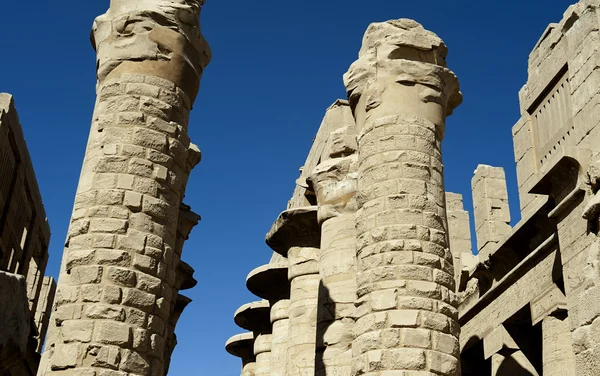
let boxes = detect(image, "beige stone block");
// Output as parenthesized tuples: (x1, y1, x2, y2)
(107, 267, 137, 287)
(62, 320, 94, 343)
(119, 349, 150, 374)
(123, 288, 155, 313)
(92, 345, 122, 369)
(428, 350, 460, 374)
(50, 343, 81, 370)
(95, 321, 131, 346)
(71, 266, 103, 285)
(387, 348, 426, 370)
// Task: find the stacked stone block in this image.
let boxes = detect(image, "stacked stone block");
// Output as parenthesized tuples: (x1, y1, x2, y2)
(471, 165, 511, 260)
(43, 71, 199, 376)
(445, 192, 476, 287)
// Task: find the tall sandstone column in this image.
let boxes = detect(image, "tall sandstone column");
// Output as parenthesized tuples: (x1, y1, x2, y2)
(267, 208, 321, 376)
(343, 20, 462, 376)
(39, 1, 210, 375)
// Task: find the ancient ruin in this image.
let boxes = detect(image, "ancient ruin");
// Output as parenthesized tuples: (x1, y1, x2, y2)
(226, 0, 600, 375)
(0, 94, 55, 375)
(4, 0, 600, 374)
(35, 0, 211, 375)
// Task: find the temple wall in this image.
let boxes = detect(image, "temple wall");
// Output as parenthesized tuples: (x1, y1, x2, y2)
(0, 94, 54, 376)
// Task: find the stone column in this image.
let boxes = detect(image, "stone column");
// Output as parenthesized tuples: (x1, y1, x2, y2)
(542, 315, 576, 376)
(38, 2, 210, 375)
(246, 255, 290, 376)
(269, 299, 290, 376)
(343, 19, 462, 375)
(309, 102, 358, 376)
(267, 207, 321, 376)
(226, 333, 257, 376)
(254, 333, 272, 376)
(471, 165, 511, 260)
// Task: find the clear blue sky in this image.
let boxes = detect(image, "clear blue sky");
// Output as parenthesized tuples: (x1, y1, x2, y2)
(0, 0, 573, 374)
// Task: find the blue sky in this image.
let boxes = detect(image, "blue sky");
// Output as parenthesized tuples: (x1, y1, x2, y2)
(0, 0, 574, 374)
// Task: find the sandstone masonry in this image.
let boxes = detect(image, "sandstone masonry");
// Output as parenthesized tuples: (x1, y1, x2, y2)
(225, 1, 600, 375)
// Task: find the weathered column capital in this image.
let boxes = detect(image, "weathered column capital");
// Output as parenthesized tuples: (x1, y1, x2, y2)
(246, 263, 290, 301)
(92, 0, 211, 102)
(265, 206, 320, 256)
(234, 300, 272, 334)
(343, 19, 462, 138)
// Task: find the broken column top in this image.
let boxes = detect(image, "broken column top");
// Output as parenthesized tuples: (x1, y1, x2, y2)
(344, 19, 462, 117)
(92, 0, 211, 101)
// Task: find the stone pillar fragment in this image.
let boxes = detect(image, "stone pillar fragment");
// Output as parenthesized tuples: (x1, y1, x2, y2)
(343, 19, 462, 375)
(471, 165, 511, 260)
(38, 1, 210, 375)
(445, 192, 476, 287)
(266, 207, 321, 376)
(309, 100, 358, 376)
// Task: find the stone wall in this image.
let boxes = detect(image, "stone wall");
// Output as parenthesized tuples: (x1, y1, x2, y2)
(0, 94, 55, 375)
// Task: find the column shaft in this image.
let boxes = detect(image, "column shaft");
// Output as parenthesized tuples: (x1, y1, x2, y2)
(344, 20, 462, 376)
(254, 333, 272, 376)
(542, 315, 576, 376)
(317, 214, 356, 376)
(287, 246, 320, 376)
(270, 299, 290, 376)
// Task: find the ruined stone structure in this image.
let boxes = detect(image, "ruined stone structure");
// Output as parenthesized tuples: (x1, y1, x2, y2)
(37, 1, 210, 375)
(226, 1, 600, 375)
(0, 94, 55, 375)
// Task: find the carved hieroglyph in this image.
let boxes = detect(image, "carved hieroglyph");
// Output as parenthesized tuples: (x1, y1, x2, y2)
(343, 19, 462, 375)
(38, 1, 210, 375)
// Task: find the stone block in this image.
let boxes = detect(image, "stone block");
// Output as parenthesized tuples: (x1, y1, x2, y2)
(107, 267, 137, 287)
(92, 345, 121, 370)
(71, 266, 103, 284)
(51, 343, 81, 370)
(95, 321, 131, 346)
(123, 288, 155, 313)
(86, 305, 126, 321)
